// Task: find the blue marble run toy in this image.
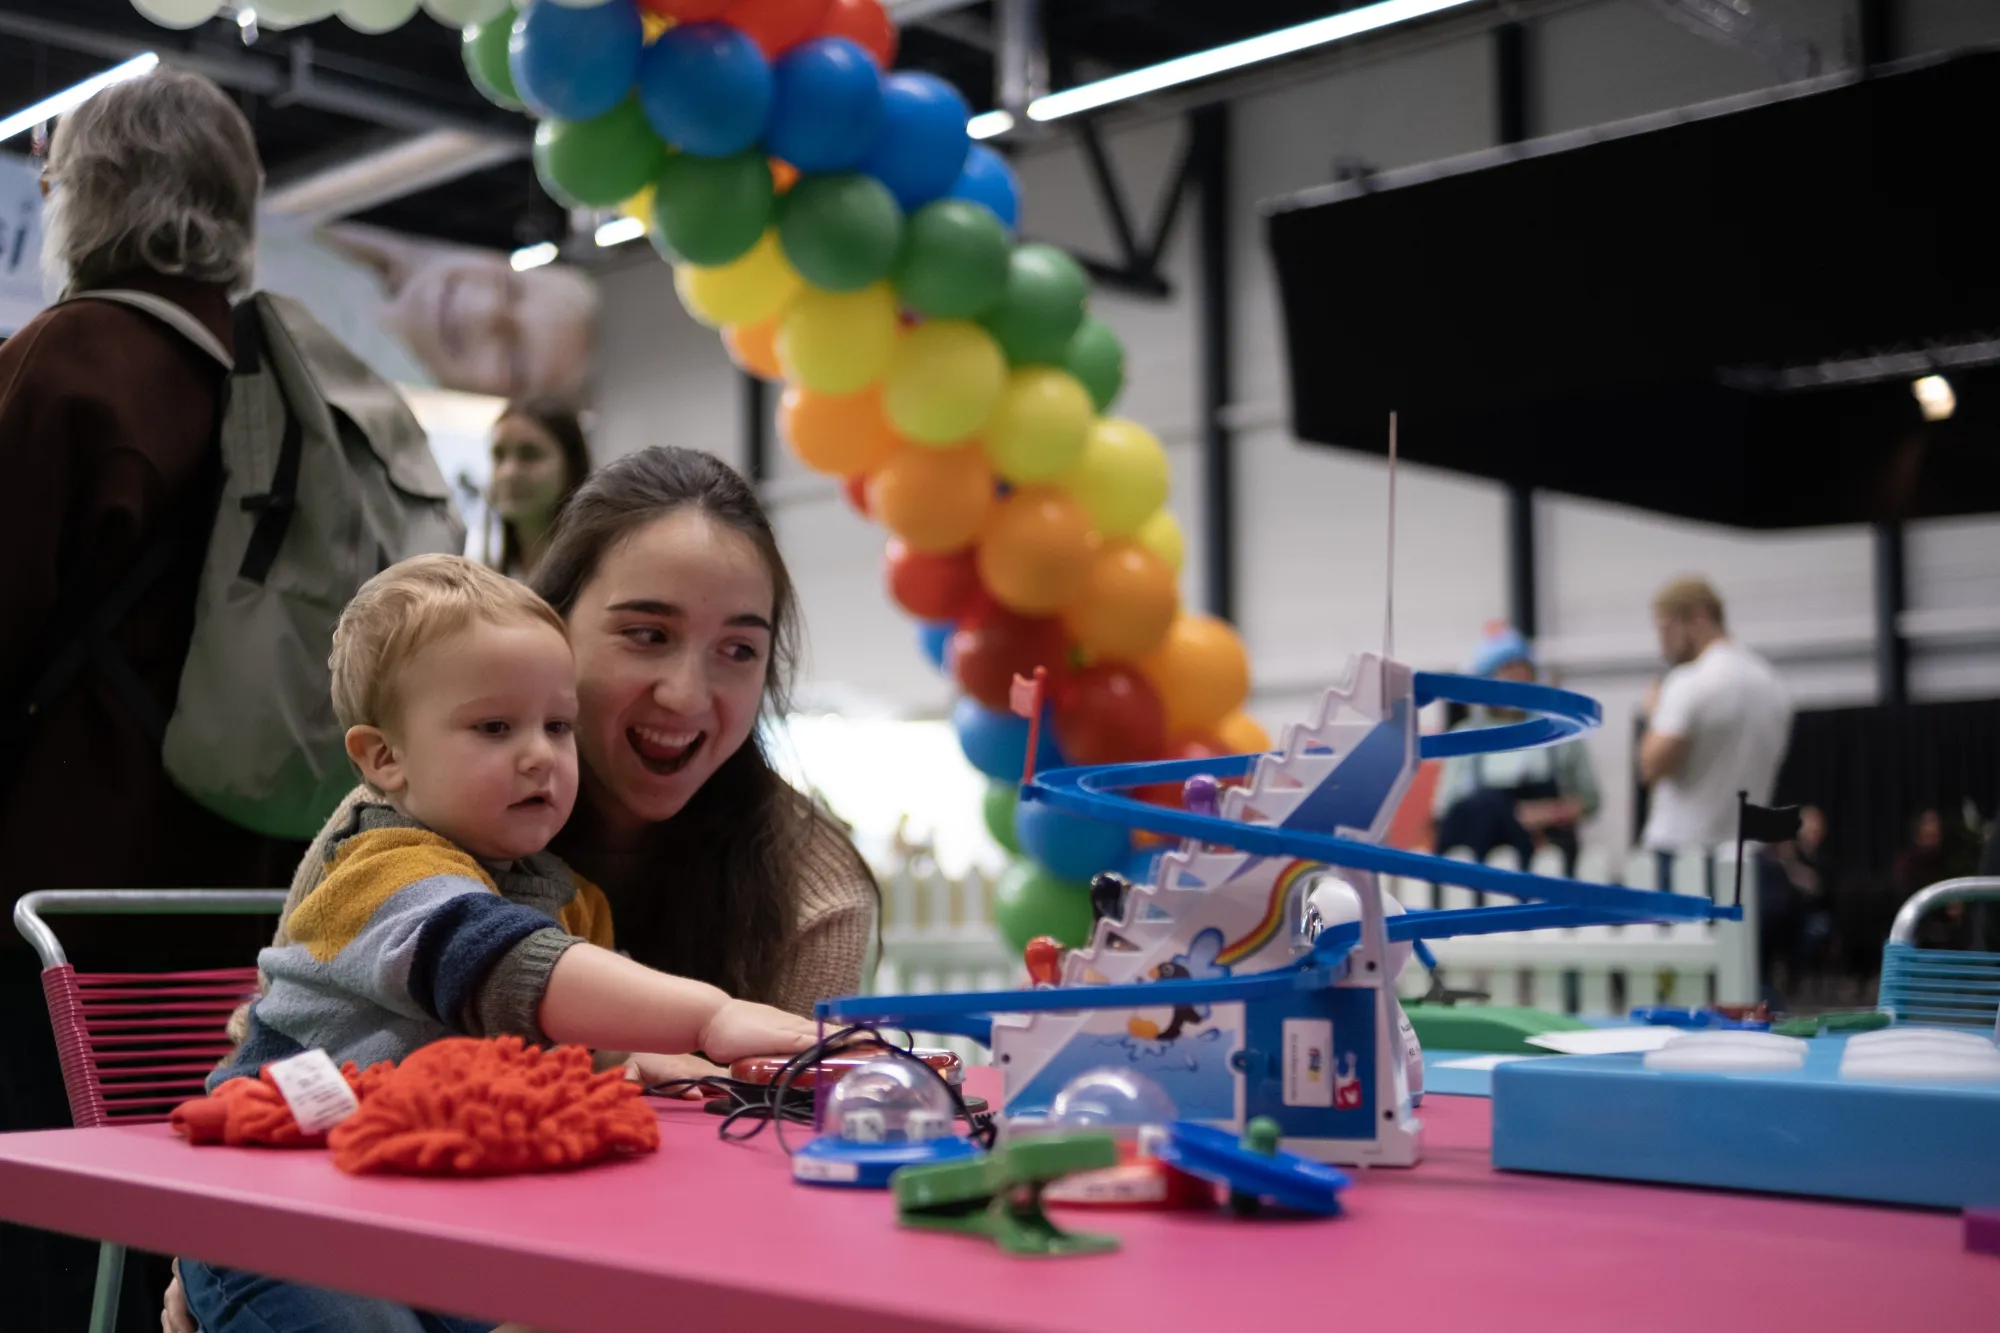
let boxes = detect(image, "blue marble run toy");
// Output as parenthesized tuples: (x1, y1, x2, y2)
(821, 652, 1740, 1168)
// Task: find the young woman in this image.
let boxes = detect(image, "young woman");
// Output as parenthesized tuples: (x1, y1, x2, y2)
(486, 400, 592, 582)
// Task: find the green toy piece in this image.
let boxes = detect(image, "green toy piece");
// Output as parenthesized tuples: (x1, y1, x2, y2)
(1771, 1010, 1894, 1038)
(1404, 1003, 1592, 1054)
(892, 1131, 1121, 1257)
(1228, 1116, 1283, 1216)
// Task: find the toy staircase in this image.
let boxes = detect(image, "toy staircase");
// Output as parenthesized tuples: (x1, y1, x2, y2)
(996, 654, 1426, 1166)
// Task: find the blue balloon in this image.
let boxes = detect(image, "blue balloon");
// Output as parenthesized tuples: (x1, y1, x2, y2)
(1016, 800, 1133, 884)
(948, 143, 1020, 232)
(917, 620, 953, 671)
(1118, 846, 1159, 886)
(510, 0, 644, 123)
(953, 698, 1065, 782)
(763, 38, 884, 175)
(638, 23, 772, 159)
(856, 72, 971, 213)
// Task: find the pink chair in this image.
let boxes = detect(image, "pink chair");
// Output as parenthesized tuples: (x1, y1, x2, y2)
(13, 889, 286, 1333)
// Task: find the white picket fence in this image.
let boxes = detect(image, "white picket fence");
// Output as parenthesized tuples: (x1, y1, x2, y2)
(867, 845, 1761, 1052)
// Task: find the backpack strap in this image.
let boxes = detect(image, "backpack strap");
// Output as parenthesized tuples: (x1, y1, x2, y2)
(230, 297, 304, 586)
(71, 289, 234, 371)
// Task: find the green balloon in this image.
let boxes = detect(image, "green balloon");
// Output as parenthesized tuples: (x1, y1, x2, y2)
(649, 151, 774, 268)
(893, 200, 1011, 320)
(534, 100, 668, 211)
(461, 11, 521, 111)
(777, 173, 905, 294)
(1064, 315, 1126, 413)
(982, 243, 1090, 366)
(983, 781, 1022, 856)
(994, 859, 1095, 953)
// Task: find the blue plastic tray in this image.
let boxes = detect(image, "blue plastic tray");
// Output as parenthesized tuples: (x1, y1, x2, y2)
(1490, 1035, 2000, 1209)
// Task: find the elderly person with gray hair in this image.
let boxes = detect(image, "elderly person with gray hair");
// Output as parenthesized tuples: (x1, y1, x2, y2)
(0, 67, 306, 1333)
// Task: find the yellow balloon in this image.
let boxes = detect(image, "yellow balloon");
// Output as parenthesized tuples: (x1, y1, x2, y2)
(777, 283, 899, 394)
(883, 320, 1006, 447)
(619, 184, 655, 222)
(1133, 507, 1184, 575)
(1063, 417, 1170, 537)
(982, 367, 1093, 484)
(674, 231, 801, 328)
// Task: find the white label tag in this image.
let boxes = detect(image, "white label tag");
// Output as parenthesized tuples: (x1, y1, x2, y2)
(1283, 1018, 1335, 1107)
(792, 1156, 860, 1183)
(264, 1049, 360, 1136)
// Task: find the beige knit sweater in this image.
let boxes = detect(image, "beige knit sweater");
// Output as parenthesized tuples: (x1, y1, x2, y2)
(228, 786, 879, 1048)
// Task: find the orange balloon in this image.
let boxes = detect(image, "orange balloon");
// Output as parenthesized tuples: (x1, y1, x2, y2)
(771, 158, 799, 193)
(1211, 710, 1273, 755)
(976, 488, 1094, 616)
(869, 444, 995, 553)
(1064, 540, 1178, 661)
(724, 318, 783, 380)
(778, 384, 901, 476)
(1138, 613, 1251, 736)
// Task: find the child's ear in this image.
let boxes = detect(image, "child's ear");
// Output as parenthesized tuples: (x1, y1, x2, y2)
(345, 725, 405, 793)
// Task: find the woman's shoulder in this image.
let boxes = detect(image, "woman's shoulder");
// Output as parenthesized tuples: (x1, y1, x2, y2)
(787, 795, 878, 927)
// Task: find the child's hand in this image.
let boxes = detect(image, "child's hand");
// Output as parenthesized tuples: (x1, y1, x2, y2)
(624, 1052, 727, 1095)
(698, 1000, 818, 1065)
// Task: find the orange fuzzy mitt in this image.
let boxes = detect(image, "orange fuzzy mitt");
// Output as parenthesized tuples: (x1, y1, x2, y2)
(328, 1035, 659, 1176)
(171, 1060, 395, 1148)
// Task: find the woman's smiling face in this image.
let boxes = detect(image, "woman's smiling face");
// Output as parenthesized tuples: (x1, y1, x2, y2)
(568, 509, 776, 833)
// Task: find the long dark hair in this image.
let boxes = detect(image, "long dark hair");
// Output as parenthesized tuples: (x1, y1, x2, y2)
(533, 446, 865, 1002)
(491, 398, 592, 576)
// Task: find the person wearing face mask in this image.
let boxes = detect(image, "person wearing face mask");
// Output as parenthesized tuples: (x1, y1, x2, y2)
(166, 445, 882, 1332)
(486, 399, 592, 582)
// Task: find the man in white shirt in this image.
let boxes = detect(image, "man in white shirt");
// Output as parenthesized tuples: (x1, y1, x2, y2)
(1638, 578, 1793, 851)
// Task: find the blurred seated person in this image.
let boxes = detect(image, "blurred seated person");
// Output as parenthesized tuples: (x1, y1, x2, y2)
(1431, 627, 1600, 877)
(1756, 804, 1834, 996)
(1898, 808, 1987, 950)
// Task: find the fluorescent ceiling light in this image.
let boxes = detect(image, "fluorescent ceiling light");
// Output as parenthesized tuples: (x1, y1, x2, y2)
(594, 215, 645, 248)
(0, 52, 161, 145)
(967, 110, 1014, 140)
(1912, 374, 1956, 422)
(510, 241, 559, 272)
(1027, 0, 1479, 123)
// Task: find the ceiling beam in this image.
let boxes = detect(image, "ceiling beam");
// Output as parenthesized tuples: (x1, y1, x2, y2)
(263, 129, 526, 221)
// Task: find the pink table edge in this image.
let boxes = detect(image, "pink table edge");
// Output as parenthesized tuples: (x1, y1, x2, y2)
(0, 1071, 1996, 1333)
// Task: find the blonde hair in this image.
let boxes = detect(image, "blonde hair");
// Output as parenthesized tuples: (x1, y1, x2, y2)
(331, 554, 568, 730)
(42, 68, 263, 295)
(1652, 576, 1725, 626)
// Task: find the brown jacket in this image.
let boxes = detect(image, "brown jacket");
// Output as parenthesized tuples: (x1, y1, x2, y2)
(0, 271, 304, 969)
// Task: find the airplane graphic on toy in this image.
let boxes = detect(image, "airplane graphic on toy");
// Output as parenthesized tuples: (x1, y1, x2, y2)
(821, 650, 1740, 1167)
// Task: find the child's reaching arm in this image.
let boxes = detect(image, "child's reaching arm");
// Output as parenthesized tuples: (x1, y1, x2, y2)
(539, 944, 819, 1064)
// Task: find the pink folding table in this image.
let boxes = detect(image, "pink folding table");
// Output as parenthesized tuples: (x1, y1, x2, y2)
(0, 1070, 1993, 1333)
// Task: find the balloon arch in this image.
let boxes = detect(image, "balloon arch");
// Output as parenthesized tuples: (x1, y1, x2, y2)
(135, 0, 1273, 950)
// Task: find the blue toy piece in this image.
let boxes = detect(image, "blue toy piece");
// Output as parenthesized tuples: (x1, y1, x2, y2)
(1630, 1006, 1771, 1031)
(792, 1132, 981, 1189)
(1490, 1034, 2000, 1209)
(1154, 1120, 1349, 1216)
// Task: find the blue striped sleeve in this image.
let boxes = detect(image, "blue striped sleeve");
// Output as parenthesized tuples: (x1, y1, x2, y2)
(408, 895, 559, 1025)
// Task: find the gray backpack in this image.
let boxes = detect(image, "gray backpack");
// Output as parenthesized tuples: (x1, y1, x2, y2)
(38, 288, 465, 840)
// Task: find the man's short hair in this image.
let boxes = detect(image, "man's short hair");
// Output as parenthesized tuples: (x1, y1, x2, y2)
(1652, 576, 1725, 626)
(330, 554, 568, 731)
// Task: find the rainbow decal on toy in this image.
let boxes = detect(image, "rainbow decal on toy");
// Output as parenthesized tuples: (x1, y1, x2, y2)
(1216, 860, 1321, 967)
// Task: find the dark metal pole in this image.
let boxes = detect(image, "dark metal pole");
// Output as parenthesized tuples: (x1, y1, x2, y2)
(1494, 22, 1536, 636)
(1193, 104, 1234, 623)
(1859, 0, 1896, 68)
(741, 372, 769, 485)
(1874, 520, 1908, 706)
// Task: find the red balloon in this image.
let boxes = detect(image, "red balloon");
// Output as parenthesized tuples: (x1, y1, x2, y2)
(640, 0, 734, 16)
(722, 0, 833, 56)
(885, 539, 982, 622)
(816, 0, 896, 66)
(843, 473, 872, 517)
(1136, 736, 1220, 807)
(1054, 664, 1166, 767)
(952, 607, 1069, 711)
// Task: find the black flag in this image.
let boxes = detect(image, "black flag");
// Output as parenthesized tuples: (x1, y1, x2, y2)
(1738, 797, 1803, 845)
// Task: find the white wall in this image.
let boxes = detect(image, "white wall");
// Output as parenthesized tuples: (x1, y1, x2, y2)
(586, 0, 2000, 853)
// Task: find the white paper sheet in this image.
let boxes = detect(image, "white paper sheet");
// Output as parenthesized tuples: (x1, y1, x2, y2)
(1433, 1054, 1537, 1070)
(1525, 1027, 1683, 1055)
